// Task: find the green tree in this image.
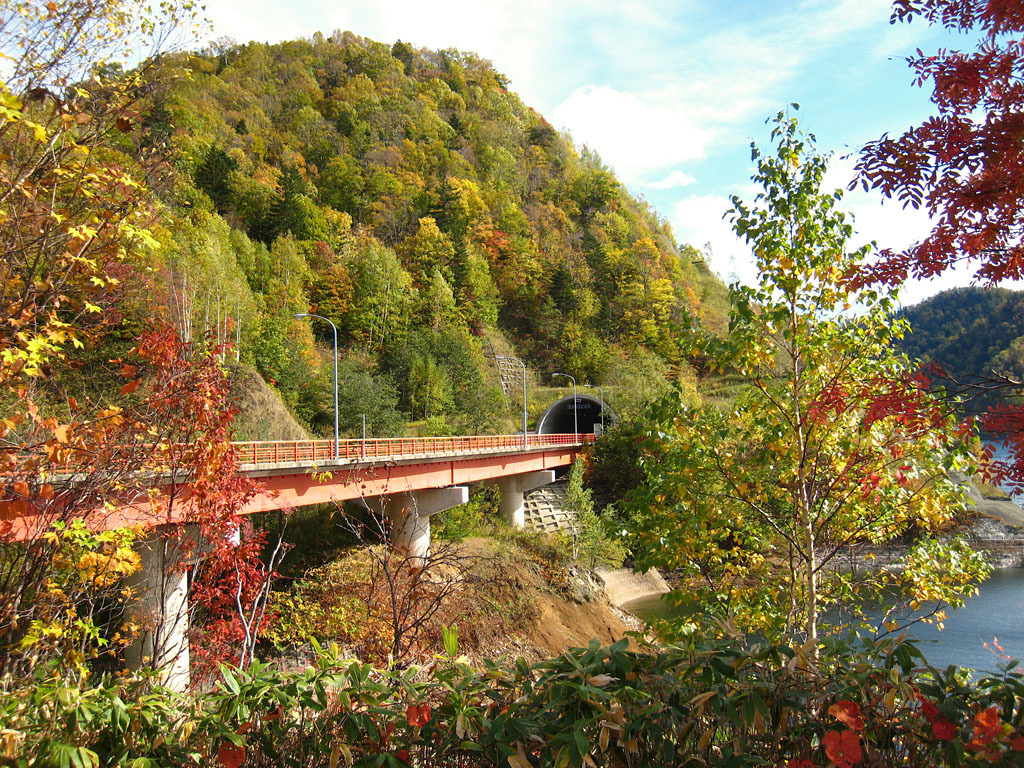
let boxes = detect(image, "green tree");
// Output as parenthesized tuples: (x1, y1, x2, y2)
(336, 353, 406, 437)
(628, 112, 989, 646)
(408, 352, 451, 419)
(345, 234, 413, 350)
(194, 145, 237, 211)
(398, 216, 457, 286)
(420, 268, 458, 332)
(563, 456, 625, 569)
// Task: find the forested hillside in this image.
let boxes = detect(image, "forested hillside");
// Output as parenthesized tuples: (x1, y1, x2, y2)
(129, 32, 727, 438)
(899, 287, 1024, 398)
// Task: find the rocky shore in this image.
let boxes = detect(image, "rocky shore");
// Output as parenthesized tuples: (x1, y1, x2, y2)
(842, 482, 1024, 570)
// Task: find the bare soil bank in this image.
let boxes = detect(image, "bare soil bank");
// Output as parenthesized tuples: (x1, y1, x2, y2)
(454, 537, 644, 664)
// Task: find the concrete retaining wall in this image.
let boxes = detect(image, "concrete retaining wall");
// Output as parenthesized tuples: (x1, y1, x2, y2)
(596, 567, 670, 607)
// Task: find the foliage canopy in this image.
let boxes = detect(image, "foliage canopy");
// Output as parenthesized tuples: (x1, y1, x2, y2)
(628, 112, 989, 645)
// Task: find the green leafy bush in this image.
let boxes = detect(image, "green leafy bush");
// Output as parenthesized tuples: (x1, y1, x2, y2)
(431, 486, 496, 542)
(4, 636, 1024, 766)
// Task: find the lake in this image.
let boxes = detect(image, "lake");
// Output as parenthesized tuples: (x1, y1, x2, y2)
(625, 442, 1024, 673)
(626, 570, 1024, 673)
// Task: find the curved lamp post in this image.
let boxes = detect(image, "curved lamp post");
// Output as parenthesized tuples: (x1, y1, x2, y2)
(552, 372, 577, 438)
(294, 313, 339, 461)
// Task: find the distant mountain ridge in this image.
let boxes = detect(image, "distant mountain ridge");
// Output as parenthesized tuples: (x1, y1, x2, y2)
(898, 286, 1024, 411)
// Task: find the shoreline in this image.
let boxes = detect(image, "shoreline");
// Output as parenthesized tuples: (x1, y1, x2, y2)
(842, 483, 1024, 570)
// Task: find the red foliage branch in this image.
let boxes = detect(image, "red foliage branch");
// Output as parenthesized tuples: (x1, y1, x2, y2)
(855, 1, 1024, 493)
(129, 327, 284, 679)
(855, 0, 1024, 286)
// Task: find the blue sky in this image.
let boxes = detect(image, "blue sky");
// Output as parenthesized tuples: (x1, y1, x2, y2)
(207, 0, 980, 304)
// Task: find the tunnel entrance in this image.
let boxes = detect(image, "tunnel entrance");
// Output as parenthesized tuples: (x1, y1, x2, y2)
(535, 395, 611, 435)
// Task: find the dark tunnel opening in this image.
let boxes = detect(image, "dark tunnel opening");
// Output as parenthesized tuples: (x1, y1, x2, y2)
(535, 395, 609, 435)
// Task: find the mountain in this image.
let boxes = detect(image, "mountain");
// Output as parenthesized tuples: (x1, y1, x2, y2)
(127, 32, 728, 437)
(898, 286, 1024, 413)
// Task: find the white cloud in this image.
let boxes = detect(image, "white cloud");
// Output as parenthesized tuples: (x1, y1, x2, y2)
(821, 157, 972, 306)
(843, 190, 1024, 307)
(543, 1, 901, 191)
(671, 194, 755, 285)
(206, 0, 310, 46)
(641, 170, 697, 190)
(552, 85, 714, 182)
(681, 156, 989, 306)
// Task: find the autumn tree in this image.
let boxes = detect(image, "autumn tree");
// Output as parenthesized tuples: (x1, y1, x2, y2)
(0, 1, 281, 681)
(629, 112, 989, 646)
(856, 0, 1024, 287)
(0, 0, 186, 672)
(856, 0, 1024, 489)
(333, 502, 479, 663)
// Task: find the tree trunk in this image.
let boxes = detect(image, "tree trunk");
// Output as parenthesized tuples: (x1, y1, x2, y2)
(802, 509, 817, 647)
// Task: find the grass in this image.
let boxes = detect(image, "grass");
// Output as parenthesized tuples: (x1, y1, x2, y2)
(227, 361, 309, 441)
(698, 372, 748, 409)
(975, 478, 1012, 500)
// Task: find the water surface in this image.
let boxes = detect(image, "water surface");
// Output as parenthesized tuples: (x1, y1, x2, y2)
(625, 569, 1024, 674)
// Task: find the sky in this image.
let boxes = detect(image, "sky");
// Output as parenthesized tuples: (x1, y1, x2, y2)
(205, 0, 985, 305)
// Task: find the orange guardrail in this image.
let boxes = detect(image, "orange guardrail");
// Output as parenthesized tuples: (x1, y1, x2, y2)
(232, 433, 593, 466)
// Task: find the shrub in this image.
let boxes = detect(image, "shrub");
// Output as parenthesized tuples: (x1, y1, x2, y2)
(563, 456, 626, 570)
(431, 486, 497, 542)
(4, 636, 1024, 766)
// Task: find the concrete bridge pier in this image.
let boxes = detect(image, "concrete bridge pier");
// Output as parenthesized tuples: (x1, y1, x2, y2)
(124, 527, 194, 692)
(377, 486, 469, 563)
(495, 470, 556, 528)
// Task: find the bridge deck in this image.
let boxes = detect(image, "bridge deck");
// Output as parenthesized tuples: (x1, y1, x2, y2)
(4, 434, 593, 540)
(237, 433, 592, 514)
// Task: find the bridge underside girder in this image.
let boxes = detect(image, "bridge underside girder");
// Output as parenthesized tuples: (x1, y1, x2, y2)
(238, 447, 576, 515)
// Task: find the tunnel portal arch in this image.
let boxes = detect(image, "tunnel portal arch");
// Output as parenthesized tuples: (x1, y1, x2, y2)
(535, 394, 613, 436)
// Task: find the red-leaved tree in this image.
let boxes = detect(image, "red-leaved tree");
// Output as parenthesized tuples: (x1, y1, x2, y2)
(856, 0, 1024, 286)
(855, 0, 1024, 490)
(128, 327, 284, 680)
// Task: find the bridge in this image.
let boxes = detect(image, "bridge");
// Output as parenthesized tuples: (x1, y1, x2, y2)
(5, 433, 593, 541)
(235, 432, 593, 555)
(105, 430, 595, 688)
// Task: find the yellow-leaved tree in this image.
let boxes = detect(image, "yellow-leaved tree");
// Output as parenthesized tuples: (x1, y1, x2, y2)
(0, 0, 210, 675)
(628, 110, 990, 647)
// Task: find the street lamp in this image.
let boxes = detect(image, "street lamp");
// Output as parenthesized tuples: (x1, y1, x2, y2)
(587, 384, 606, 431)
(552, 372, 577, 438)
(496, 355, 528, 449)
(294, 313, 339, 462)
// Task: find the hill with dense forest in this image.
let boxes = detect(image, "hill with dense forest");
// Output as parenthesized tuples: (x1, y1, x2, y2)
(899, 287, 1024, 379)
(898, 286, 1024, 412)
(121, 32, 728, 438)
